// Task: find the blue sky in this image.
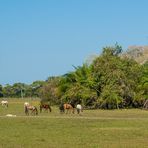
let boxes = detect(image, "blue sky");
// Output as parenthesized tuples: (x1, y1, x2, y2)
(0, 0, 148, 85)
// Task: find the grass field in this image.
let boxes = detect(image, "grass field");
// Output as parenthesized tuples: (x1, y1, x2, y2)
(0, 99, 148, 148)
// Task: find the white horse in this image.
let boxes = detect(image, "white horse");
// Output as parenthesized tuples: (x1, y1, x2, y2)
(76, 104, 83, 114)
(1, 100, 8, 107)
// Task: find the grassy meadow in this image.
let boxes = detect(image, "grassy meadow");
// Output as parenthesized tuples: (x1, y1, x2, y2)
(0, 98, 148, 148)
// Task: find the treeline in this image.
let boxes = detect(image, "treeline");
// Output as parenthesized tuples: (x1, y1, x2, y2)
(0, 45, 147, 109)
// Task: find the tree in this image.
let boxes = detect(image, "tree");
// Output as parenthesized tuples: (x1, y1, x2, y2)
(59, 64, 98, 106)
(0, 84, 3, 97)
(39, 77, 61, 104)
(30, 80, 45, 97)
(91, 45, 142, 108)
(135, 61, 148, 106)
(2, 84, 13, 97)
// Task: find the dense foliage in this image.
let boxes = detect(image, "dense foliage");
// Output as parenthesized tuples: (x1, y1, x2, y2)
(1, 45, 147, 109)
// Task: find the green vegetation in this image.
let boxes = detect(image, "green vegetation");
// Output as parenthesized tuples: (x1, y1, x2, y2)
(0, 44, 148, 109)
(0, 99, 148, 148)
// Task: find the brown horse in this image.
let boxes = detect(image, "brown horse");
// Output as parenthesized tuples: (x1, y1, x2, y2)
(40, 104, 52, 113)
(63, 103, 74, 114)
(24, 105, 38, 116)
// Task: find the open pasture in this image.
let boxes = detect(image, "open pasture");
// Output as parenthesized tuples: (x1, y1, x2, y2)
(0, 99, 148, 148)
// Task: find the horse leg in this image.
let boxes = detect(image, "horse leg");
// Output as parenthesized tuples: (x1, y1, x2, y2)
(33, 107, 38, 115)
(66, 109, 68, 114)
(62, 108, 65, 113)
(49, 106, 52, 112)
(77, 108, 80, 114)
(72, 108, 75, 114)
(25, 110, 29, 116)
(25, 106, 29, 115)
(35, 108, 38, 115)
(31, 109, 35, 115)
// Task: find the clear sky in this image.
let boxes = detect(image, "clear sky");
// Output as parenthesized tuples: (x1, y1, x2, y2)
(0, 0, 148, 85)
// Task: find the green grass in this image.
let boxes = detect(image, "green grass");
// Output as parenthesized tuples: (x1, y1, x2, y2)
(0, 99, 148, 148)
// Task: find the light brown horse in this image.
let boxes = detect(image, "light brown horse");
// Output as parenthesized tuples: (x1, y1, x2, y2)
(63, 103, 74, 114)
(24, 105, 38, 116)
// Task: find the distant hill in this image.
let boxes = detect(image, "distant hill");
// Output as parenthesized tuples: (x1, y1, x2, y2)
(122, 46, 148, 64)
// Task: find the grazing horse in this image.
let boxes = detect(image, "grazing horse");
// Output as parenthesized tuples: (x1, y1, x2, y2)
(76, 104, 83, 114)
(1, 100, 8, 108)
(63, 103, 75, 114)
(40, 104, 52, 113)
(24, 102, 38, 115)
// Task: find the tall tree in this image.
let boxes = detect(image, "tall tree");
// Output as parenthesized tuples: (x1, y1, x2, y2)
(91, 45, 142, 108)
(0, 84, 3, 97)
